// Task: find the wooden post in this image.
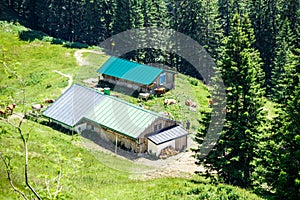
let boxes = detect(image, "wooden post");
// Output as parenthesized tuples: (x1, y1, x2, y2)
(115, 135, 118, 154)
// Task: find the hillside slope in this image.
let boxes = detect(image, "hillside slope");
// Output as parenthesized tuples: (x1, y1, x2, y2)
(0, 21, 264, 199)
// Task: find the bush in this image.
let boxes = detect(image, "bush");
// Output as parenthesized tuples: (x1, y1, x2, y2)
(51, 38, 64, 45)
(63, 41, 88, 49)
(19, 30, 46, 42)
(189, 78, 199, 86)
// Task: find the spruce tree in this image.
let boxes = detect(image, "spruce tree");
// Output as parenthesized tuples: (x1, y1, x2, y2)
(270, 19, 298, 103)
(195, 14, 265, 187)
(254, 54, 299, 198)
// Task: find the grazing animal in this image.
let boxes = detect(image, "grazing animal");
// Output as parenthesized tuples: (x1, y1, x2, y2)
(44, 99, 55, 103)
(154, 87, 166, 96)
(0, 108, 6, 117)
(185, 99, 192, 106)
(191, 102, 197, 108)
(32, 104, 44, 112)
(208, 99, 213, 106)
(164, 99, 177, 106)
(6, 103, 16, 115)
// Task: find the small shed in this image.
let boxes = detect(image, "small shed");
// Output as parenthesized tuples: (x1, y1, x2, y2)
(97, 57, 176, 92)
(147, 126, 188, 156)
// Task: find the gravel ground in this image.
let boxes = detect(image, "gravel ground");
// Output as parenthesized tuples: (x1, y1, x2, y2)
(80, 131, 204, 180)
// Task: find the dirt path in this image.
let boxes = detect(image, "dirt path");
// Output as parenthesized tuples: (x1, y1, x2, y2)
(52, 70, 73, 93)
(80, 134, 203, 180)
(74, 49, 104, 66)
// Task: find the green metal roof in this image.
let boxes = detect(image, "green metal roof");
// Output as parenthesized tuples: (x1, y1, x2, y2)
(97, 57, 164, 85)
(83, 96, 162, 139)
(43, 84, 169, 139)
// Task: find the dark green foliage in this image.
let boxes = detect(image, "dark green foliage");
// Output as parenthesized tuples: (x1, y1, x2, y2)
(270, 20, 298, 103)
(254, 81, 300, 199)
(247, 0, 279, 93)
(62, 42, 88, 49)
(196, 14, 266, 187)
(19, 30, 46, 41)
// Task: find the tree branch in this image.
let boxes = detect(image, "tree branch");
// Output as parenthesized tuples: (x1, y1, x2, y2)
(0, 152, 28, 200)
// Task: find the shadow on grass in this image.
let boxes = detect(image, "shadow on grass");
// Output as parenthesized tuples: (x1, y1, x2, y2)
(97, 80, 140, 98)
(18, 29, 88, 48)
(40, 120, 75, 136)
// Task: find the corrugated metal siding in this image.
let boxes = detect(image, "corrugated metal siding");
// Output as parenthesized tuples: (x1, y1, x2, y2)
(148, 126, 188, 145)
(43, 84, 166, 139)
(42, 84, 104, 127)
(97, 57, 163, 85)
(84, 97, 161, 139)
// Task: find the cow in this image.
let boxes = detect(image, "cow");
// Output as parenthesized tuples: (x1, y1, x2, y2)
(154, 87, 166, 96)
(164, 99, 177, 106)
(191, 102, 197, 108)
(44, 99, 55, 103)
(32, 104, 44, 112)
(185, 99, 192, 106)
(0, 108, 6, 117)
(6, 103, 16, 115)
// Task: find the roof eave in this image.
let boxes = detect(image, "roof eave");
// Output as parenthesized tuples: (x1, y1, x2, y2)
(77, 117, 139, 141)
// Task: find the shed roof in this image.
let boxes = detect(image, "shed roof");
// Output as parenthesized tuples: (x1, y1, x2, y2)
(148, 126, 188, 145)
(42, 84, 104, 127)
(43, 84, 166, 139)
(82, 97, 161, 139)
(97, 57, 164, 85)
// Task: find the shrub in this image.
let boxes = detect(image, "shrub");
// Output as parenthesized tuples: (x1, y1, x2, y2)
(63, 41, 88, 49)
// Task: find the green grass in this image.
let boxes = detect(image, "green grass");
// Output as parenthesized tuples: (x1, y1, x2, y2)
(0, 121, 263, 200)
(0, 21, 264, 199)
(80, 50, 211, 133)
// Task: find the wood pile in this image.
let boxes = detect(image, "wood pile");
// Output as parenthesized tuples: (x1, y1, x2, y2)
(159, 146, 179, 159)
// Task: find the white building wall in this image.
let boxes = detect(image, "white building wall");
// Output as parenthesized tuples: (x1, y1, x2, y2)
(148, 139, 175, 156)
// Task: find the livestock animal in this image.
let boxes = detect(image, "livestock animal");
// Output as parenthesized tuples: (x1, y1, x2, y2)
(138, 93, 150, 101)
(185, 99, 197, 108)
(185, 99, 192, 106)
(32, 104, 44, 112)
(164, 99, 177, 106)
(6, 103, 16, 115)
(154, 87, 166, 96)
(208, 99, 213, 106)
(44, 99, 55, 103)
(0, 108, 6, 117)
(191, 102, 197, 108)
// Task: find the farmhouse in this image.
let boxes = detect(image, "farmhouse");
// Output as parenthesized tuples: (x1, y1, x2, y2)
(42, 84, 188, 154)
(97, 57, 176, 93)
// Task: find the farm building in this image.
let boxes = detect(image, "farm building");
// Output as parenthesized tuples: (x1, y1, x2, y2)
(42, 84, 188, 154)
(97, 57, 176, 93)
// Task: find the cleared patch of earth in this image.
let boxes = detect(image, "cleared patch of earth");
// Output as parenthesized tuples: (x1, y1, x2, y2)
(80, 132, 204, 180)
(74, 49, 104, 66)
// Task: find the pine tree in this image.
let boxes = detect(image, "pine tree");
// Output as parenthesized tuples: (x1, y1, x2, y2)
(112, 0, 132, 34)
(195, 14, 266, 187)
(167, 0, 223, 78)
(270, 19, 298, 103)
(247, 0, 280, 94)
(254, 54, 299, 198)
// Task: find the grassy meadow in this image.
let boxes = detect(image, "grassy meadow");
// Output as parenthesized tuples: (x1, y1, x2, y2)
(0, 21, 265, 199)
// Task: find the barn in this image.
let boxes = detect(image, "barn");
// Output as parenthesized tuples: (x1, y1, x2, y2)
(42, 84, 188, 155)
(97, 57, 176, 93)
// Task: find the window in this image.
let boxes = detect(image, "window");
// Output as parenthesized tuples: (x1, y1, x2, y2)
(160, 73, 166, 85)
